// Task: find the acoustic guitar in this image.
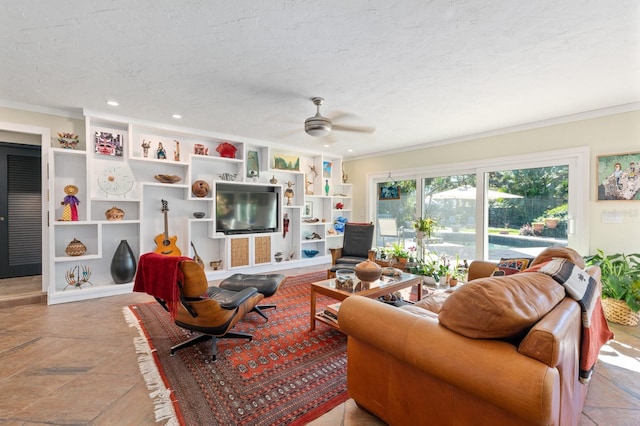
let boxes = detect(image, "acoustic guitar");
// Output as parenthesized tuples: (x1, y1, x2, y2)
(190, 241, 204, 268)
(154, 199, 181, 256)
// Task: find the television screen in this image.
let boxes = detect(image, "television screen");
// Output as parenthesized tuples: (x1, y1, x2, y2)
(216, 188, 278, 234)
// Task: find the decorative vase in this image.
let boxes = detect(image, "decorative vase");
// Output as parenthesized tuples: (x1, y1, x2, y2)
(355, 259, 382, 283)
(65, 238, 87, 256)
(110, 240, 136, 284)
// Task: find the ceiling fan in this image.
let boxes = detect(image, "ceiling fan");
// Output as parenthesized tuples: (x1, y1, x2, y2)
(304, 97, 375, 138)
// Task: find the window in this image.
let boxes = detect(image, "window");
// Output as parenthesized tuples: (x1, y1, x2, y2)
(370, 148, 588, 262)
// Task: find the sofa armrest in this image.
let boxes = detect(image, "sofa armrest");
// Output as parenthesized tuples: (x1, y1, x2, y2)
(467, 260, 497, 281)
(339, 296, 559, 423)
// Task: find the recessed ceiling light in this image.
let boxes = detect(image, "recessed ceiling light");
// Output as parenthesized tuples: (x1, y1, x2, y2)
(106, 100, 119, 106)
(172, 114, 182, 119)
(348, 149, 353, 152)
(324, 144, 330, 148)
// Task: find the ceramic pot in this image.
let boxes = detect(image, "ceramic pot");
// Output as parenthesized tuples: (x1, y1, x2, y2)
(110, 240, 136, 284)
(65, 238, 87, 256)
(191, 180, 210, 197)
(355, 260, 382, 283)
(105, 206, 125, 221)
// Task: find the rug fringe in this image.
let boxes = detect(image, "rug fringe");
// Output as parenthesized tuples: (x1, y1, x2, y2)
(123, 306, 180, 426)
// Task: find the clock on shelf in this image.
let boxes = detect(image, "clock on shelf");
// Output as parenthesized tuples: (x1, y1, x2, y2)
(97, 166, 135, 197)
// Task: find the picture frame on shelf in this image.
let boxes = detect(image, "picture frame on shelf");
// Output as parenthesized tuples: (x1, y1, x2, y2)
(323, 161, 332, 178)
(247, 150, 260, 178)
(273, 153, 300, 171)
(596, 151, 640, 201)
(94, 129, 124, 157)
(303, 201, 313, 218)
(379, 185, 401, 200)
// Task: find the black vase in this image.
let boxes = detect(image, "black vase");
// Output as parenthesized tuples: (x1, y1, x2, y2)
(110, 240, 137, 284)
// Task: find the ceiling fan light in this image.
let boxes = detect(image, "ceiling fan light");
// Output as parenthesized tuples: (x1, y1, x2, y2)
(305, 116, 332, 137)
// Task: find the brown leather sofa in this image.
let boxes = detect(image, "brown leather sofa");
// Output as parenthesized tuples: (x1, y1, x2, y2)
(338, 247, 607, 426)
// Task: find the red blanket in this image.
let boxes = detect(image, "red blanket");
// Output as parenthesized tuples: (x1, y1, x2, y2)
(133, 252, 192, 318)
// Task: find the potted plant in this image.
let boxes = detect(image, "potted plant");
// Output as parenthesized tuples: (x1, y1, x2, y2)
(585, 249, 640, 326)
(413, 216, 439, 241)
(390, 243, 410, 265)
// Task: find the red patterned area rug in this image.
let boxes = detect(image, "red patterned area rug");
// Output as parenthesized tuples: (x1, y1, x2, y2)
(124, 270, 348, 426)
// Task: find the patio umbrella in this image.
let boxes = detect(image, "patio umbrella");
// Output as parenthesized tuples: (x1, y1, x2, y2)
(430, 186, 523, 200)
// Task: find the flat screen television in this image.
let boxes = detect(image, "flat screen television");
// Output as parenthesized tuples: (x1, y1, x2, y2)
(216, 184, 279, 234)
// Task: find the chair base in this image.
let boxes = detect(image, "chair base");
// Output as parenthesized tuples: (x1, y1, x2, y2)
(253, 304, 276, 321)
(170, 331, 253, 361)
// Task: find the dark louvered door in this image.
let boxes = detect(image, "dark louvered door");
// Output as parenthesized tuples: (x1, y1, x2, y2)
(0, 143, 42, 278)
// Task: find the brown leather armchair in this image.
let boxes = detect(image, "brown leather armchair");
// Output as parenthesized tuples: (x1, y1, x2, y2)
(327, 222, 376, 278)
(135, 254, 264, 361)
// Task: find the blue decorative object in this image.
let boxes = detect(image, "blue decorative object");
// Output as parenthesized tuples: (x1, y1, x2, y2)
(334, 216, 348, 233)
(302, 249, 320, 258)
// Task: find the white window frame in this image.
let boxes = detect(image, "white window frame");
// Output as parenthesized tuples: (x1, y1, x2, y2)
(368, 147, 590, 260)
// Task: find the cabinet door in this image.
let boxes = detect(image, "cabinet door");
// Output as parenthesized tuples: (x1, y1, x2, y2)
(254, 235, 271, 265)
(229, 236, 250, 268)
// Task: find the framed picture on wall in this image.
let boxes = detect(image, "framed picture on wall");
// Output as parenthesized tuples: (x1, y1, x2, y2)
(379, 185, 401, 200)
(94, 129, 124, 157)
(246, 150, 259, 178)
(303, 201, 313, 218)
(596, 151, 640, 201)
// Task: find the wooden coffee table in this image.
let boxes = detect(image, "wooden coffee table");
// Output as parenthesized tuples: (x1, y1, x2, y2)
(310, 272, 422, 331)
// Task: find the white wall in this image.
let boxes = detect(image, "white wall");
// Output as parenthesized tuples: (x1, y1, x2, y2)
(2, 105, 638, 256)
(0, 106, 85, 147)
(345, 110, 640, 255)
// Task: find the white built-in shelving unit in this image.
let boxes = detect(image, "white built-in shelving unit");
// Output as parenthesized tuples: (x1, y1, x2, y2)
(47, 112, 350, 304)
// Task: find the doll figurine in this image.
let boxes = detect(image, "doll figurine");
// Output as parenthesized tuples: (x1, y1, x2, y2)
(61, 185, 80, 221)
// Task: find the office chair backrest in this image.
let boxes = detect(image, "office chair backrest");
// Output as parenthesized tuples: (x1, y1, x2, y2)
(342, 223, 374, 258)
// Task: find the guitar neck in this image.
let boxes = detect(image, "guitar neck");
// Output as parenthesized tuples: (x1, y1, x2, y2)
(164, 210, 169, 240)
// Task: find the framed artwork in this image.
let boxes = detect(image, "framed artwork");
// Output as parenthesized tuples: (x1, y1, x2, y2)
(596, 151, 640, 201)
(379, 185, 401, 200)
(323, 161, 332, 178)
(303, 201, 313, 218)
(273, 153, 300, 171)
(94, 130, 124, 157)
(247, 150, 259, 178)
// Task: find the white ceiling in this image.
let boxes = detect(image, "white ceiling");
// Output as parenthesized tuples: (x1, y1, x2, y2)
(1, 1, 639, 158)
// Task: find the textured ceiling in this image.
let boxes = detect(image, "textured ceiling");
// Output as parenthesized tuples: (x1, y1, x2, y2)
(1, 1, 639, 158)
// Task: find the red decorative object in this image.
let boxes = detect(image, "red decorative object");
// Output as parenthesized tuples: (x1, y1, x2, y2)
(216, 142, 237, 158)
(335, 202, 344, 209)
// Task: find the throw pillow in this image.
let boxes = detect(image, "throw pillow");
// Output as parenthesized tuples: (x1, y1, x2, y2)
(438, 272, 565, 339)
(490, 257, 531, 276)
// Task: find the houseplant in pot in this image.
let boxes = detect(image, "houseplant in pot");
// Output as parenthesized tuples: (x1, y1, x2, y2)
(585, 249, 640, 326)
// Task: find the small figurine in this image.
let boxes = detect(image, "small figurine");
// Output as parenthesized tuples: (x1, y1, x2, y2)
(141, 140, 151, 157)
(305, 174, 314, 195)
(284, 181, 295, 206)
(61, 185, 80, 221)
(157, 142, 167, 159)
(325, 179, 330, 196)
(58, 132, 79, 149)
(174, 140, 180, 161)
(194, 144, 208, 155)
(283, 213, 290, 238)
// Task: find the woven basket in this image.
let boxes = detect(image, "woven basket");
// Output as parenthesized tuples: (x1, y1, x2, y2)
(602, 298, 639, 327)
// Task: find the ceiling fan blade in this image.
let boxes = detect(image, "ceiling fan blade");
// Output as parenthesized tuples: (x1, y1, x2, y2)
(326, 110, 356, 121)
(332, 124, 376, 134)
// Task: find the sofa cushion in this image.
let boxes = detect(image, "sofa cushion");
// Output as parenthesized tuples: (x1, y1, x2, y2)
(490, 257, 531, 276)
(438, 272, 566, 339)
(413, 291, 451, 313)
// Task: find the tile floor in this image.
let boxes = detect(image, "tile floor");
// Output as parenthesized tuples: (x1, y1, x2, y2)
(1, 269, 639, 425)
